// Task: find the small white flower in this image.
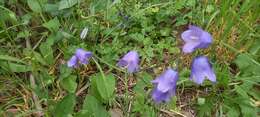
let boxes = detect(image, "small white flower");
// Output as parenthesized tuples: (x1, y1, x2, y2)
(80, 27, 88, 39)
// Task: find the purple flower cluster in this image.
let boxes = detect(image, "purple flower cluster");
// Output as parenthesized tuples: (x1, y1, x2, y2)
(151, 25, 216, 103)
(67, 25, 216, 104)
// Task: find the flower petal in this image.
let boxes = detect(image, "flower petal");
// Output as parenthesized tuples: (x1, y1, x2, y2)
(118, 51, 139, 73)
(191, 56, 216, 84)
(181, 30, 193, 42)
(182, 41, 200, 53)
(67, 55, 78, 68)
(155, 69, 178, 92)
(152, 88, 171, 103)
(117, 59, 128, 67)
(75, 48, 92, 64)
(198, 31, 212, 48)
(190, 70, 206, 84)
(127, 61, 139, 73)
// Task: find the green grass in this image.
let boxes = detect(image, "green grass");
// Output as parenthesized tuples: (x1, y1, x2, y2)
(0, 0, 259, 117)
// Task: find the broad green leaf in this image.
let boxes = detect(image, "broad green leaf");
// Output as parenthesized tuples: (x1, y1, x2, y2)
(33, 51, 47, 65)
(40, 70, 54, 85)
(43, 17, 60, 32)
(59, 64, 72, 79)
(44, 3, 59, 13)
(17, 30, 31, 39)
(0, 62, 31, 72)
(0, 55, 26, 64)
(197, 98, 206, 105)
(90, 0, 111, 14)
(0, 0, 4, 5)
(61, 75, 77, 93)
(59, 0, 79, 10)
(94, 73, 115, 101)
(53, 94, 76, 117)
(39, 39, 54, 65)
(27, 0, 43, 13)
(0, 7, 18, 24)
(76, 95, 109, 117)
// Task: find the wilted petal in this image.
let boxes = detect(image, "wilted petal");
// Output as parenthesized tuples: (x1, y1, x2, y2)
(117, 51, 139, 73)
(191, 56, 216, 84)
(75, 48, 92, 64)
(67, 55, 78, 68)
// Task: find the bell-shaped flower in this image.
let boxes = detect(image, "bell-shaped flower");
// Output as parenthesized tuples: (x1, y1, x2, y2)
(80, 27, 88, 39)
(190, 56, 216, 84)
(151, 69, 179, 103)
(181, 25, 212, 53)
(67, 48, 92, 68)
(117, 51, 139, 73)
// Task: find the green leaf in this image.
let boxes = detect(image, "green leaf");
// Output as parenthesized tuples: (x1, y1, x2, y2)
(234, 54, 260, 75)
(27, 0, 43, 13)
(17, 30, 31, 39)
(39, 37, 54, 65)
(33, 51, 47, 65)
(53, 94, 76, 117)
(0, 7, 17, 25)
(0, 55, 26, 64)
(0, 0, 4, 5)
(59, 65, 72, 80)
(40, 70, 54, 85)
(76, 95, 109, 117)
(249, 39, 260, 55)
(95, 73, 115, 101)
(226, 107, 239, 117)
(0, 62, 32, 73)
(239, 100, 257, 117)
(235, 85, 249, 98)
(197, 98, 206, 105)
(61, 75, 77, 93)
(59, 0, 79, 10)
(43, 17, 60, 32)
(90, 73, 115, 101)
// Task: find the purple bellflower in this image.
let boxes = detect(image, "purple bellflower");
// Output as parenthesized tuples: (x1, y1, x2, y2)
(190, 56, 216, 84)
(151, 69, 179, 103)
(181, 25, 213, 53)
(67, 48, 92, 68)
(117, 51, 139, 73)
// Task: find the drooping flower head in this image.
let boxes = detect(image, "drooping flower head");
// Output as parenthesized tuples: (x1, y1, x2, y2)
(80, 27, 88, 39)
(181, 25, 213, 53)
(117, 51, 139, 73)
(67, 48, 92, 68)
(151, 69, 179, 103)
(190, 56, 216, 84)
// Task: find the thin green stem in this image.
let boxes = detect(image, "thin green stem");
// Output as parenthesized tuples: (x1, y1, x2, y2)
(94, 55, 126, 73)
(92, 57, 106, 79)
